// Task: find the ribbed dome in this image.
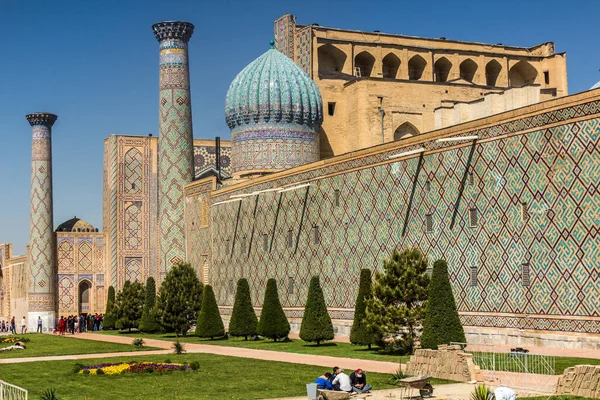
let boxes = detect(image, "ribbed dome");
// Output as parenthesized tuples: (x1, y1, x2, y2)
(55, 217, 98, 233)
(225, 47, 323, 132)
(225, 43, 323, 175)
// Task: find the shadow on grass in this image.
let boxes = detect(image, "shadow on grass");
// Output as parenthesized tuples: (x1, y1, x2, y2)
(302, 342, 338, 348)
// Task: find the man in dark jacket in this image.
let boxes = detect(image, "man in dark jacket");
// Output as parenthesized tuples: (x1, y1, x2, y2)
(350, 369, 372, 393)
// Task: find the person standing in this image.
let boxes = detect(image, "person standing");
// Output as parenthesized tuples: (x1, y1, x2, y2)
(10, 316, 16, 334)
(20, 316, 26, 334)
(37, 316, 43, 333)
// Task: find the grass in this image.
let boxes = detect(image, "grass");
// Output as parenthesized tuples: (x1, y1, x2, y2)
(93, 330, 411, 363)
(0, 353, 451, 400)
(0, 334, 158, 358)
(472, 351, 600, 375)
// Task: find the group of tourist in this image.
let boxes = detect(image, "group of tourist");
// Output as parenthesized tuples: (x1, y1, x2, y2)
(315, 366, 372, 393)
(0, 317, 18, 334)
(56, 314, 103, 335)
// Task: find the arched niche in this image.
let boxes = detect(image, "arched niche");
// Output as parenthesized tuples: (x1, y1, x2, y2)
(318, 44, 347, 78)
(434, 57, 452, 82)
(408, 55, 427, 81)
(486, 60, 502, 86)
(509, 60, 538, 87)
(382, 53, 400, 79)
(459, 59, 478, 82)
(394, 122, 420, 140)
(354, 51, 375, 77)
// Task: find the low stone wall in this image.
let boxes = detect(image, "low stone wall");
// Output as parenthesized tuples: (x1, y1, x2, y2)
(405, 344, 484, 382)
(557, 365, 600, 398)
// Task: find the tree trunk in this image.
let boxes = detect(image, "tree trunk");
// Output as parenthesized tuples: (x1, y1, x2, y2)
(368, 344, 372, 350)
(317, 340, 321, 346)
(244, 335, 248, 341)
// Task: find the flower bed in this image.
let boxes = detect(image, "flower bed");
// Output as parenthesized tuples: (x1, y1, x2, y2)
(0, 337, 21, 344)
(77, 362, 190, 375)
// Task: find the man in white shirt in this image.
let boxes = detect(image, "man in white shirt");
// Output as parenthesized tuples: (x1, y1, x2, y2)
(332, 368, 352, 392)
(20, 316, 26, 334)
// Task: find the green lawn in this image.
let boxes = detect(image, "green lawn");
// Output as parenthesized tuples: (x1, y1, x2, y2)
(93, 330, 411, 363)
(0, 334, 158, 358)
(0, 353, 448, 400)
(472, 351, 600, 375)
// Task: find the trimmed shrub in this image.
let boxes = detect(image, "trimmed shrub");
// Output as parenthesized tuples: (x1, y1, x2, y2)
(350, 269, 377, 349)
(96, 369, 105, 375)
(420, 259, 466, 349)
(228, 278, 258, 340)
(139, 277, 160, 333)
(190, 361, 200, 371)
(299, 276, 334, 345)
(115, 280, 145, 332)
(257, 278, 290, 341)
(102, 286, 117, 330)
(195, 285, 225, 339)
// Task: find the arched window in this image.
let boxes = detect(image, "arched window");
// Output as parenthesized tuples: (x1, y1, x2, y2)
(382, 53, 400, 79)
(509, 60, 538, 87)
(394, 122, 420, 140)
(408, 55, 427, 81)
(434, 57, 452, 82)
(485, 60, 502, 86)
(354, 51, 375, 77)
(124, 148, 143, 194)
(124, 204, 142, 250)
(78, 280, 91, 313)
(318, 44, 347, 78)
(459, 59, 478, 82)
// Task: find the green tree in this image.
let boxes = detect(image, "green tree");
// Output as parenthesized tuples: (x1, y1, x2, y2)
(228, 278, 258, 340)
(139, 277, 160, 333)
(103, 286, 117, 330)
(299, 276, 334, 345)
(194, 285, 225, 339)
(155, 262, 203, 337)
(366, 247, 430, 353)
(420, 259, 466, 349)
(350, 269, 377, 349)
(257, 278, 290, 341)
(115, 280, 145, 332)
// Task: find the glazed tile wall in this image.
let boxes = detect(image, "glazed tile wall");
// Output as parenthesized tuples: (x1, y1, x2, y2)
(187, 98, 600, 334)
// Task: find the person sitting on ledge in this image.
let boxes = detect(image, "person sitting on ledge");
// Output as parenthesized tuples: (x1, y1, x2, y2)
(350, 368, 372, 393)
(315, 373, 332, 390)
(332, 368, 352, 392)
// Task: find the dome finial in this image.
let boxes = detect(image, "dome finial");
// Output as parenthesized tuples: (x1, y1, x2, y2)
(269, 39, 275, 49)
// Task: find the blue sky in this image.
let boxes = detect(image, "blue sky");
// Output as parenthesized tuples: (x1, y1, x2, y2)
(1, 0, 598, 254)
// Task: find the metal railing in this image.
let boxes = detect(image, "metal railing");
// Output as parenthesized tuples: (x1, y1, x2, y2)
(0, 380, 28, 400)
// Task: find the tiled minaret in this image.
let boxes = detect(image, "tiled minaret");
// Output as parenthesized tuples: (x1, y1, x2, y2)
(26, 112, 58, 332)
(152, 21, 195, 275)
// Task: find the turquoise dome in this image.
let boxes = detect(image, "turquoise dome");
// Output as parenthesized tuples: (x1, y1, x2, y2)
(225, 45, 323, 175)
(591, 81, 600, 90)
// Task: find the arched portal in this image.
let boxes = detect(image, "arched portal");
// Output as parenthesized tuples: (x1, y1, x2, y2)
(485, 60, 502, 86)
(78, 280, 91, 315)
(509, 60, 538, 86)
(394, 122, 420, 140)
(318, 44, 347, 78)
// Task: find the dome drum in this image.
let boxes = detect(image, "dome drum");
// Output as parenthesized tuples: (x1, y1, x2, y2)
(225, 44, 323, 175)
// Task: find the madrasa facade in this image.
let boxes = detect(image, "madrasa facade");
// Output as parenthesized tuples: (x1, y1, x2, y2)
(3, 14, 600, 350)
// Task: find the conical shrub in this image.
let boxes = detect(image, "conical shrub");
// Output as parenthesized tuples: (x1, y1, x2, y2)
(139, 277, 160, 333)
(300, 276, 334, 345)
(103, 286, 116, 330)
(257, 278, 290, 341)
(195, 285, 225, 339)
(228, 278, 258, 340)
(421, 259, 466, 349)
(350, 269, 377, 348)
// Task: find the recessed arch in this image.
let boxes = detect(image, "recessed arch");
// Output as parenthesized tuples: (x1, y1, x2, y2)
(408, 55, 427, 81)
(382, 53, 400, 79)
(78, 279, 92, 314)
(459, 59, 478, 82)
(394, 122, 420, 140)
(485, 60, 502, 86)
(354, 51, 375, 77)
(509, 60, 538, 86)
(434, 57, 452, 82)
(318, 44, 347, 78)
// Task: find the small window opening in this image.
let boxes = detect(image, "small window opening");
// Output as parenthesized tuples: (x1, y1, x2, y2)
(131, 183, 136, 190)
(263, 233, 269, 251)
(328, 102, 336, 116)
(469, 208, 478, 227)
(468, 172, 474, 186)
(544, 71, 550, 85)
(240, 237, 246, 254)
(334, 189, 340, 207)
(228, 279, 234, 294)
(521, 202, 530, 223)
(470, 266, 478, 286)
(425, 181, 431, 192)
(225, 239, 230, 255)
(313, 225, 320, 245)
(425, 214, 433, 232)
(288, 277, 295, 295)
(287, 229, 294, 249)
(522, 263, 530, 286)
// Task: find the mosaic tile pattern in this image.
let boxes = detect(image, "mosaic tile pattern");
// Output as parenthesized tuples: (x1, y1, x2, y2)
(124, 148, 143, 194)
(26, 113, 57, 312)
(194, 145, 232, 178)
(153, 22, 195, 274)
(225, 47, 323, 173)
(274, 14, 295, 59)
(295, 26, 312, 76)
(189, 99, 600, 334)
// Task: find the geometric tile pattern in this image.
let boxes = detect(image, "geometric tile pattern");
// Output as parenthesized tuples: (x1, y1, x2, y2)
(58, 275, 74, 313)
(124, 148, 143, 194)
(25, 113, 57, 312)
(194, 145, 232, 179)
(295, 26, 312, 76)
(193, 99, 600, 334)
(153, 22, 195, 276)
(125, 258, 142, 283)
(124, 203, 142, 250)
(78, 240, 92, 271)
(274, 14, 295, 60)
(57, 239, 74, 272)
